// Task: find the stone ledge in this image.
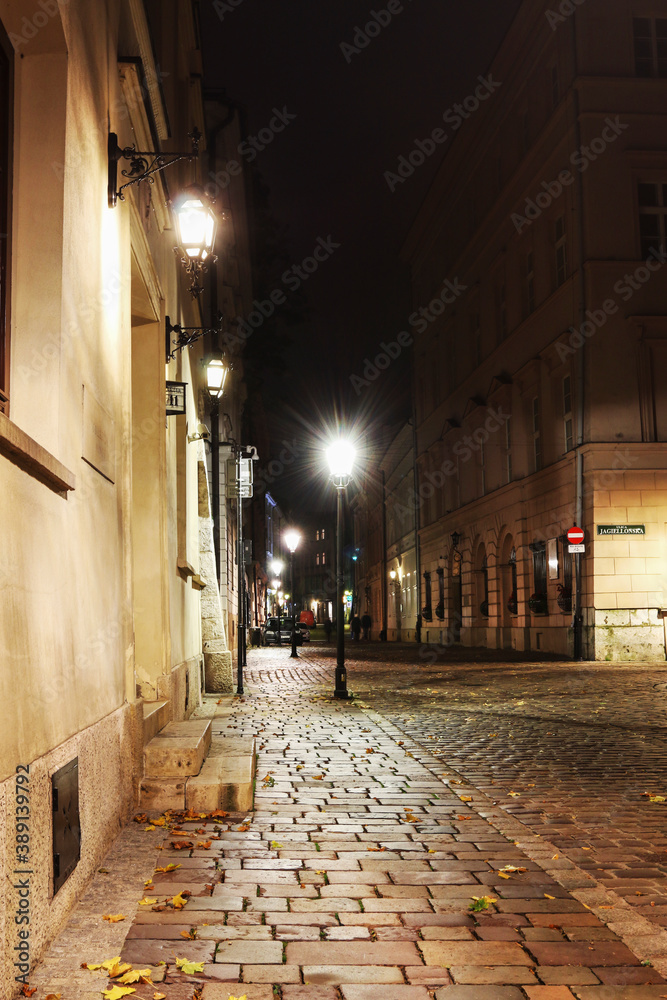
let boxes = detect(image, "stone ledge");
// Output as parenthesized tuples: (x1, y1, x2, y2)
(0, 411, 76, 495)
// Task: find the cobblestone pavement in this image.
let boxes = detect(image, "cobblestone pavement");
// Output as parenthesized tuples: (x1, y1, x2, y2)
(26, 644, 667, 1000)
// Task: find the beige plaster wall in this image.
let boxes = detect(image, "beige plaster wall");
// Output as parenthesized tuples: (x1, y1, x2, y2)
(0, 702, 140, 1000)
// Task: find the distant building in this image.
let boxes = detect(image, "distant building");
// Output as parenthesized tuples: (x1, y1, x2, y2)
(404, 0, 667, 659)
(297, 516, 337, 622)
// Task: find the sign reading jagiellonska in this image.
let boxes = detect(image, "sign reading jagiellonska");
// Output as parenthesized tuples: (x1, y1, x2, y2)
(597, 524, 646, 535)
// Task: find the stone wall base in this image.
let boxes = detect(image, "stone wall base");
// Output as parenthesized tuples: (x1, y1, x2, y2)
(0, 702, 140, 1000)
(157, 655, 204, 721)
(585, 608, 666, 662)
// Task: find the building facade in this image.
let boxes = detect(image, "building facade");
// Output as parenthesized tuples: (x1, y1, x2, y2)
(405, 0, 667, 660)
(0, 2, 244, 994)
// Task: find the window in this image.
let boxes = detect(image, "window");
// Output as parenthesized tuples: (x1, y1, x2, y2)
(321, 551, 325, 565)
(530, 541, 547, 594)
(479, 439, 486, 496)
(321, 528, 325, 540)
(316, 530, 320, 541)
(551, 65, 560, 108)
(555, 216, 567, 287)
(505, 416, 513, 483)
(423, 570, 432, 618)
(524, 250, 535, 317)
(633, 17, 667, 78)
(0, 23, 12, 414)
(638, 182, 667, 258)
(532, 396, 542, 471)
(316, 553, 320, 566)
(563, 374, 573, 452)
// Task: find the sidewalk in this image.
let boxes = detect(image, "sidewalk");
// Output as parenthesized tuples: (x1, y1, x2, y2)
(27, 647, 667, 1000)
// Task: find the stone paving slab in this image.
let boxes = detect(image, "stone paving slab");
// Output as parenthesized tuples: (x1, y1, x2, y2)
(25, 646, 667, 1000)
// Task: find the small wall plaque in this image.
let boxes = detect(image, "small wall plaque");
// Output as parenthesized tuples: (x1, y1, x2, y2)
(166, 381, 187, 416)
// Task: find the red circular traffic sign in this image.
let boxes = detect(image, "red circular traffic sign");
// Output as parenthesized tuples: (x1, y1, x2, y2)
(567, 526, 585, 544)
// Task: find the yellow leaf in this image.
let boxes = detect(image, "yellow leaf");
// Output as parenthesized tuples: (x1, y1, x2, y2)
(270, 842, 283, 849)
(100, 958, 123, 971)
(459, 795, 472, 802)
(155, 863, 181, 873)
(108, 962, 132, 978)
(138, 898, 158, 906)
(496, 871, 511, 879)
(170, 892, 189, 909)
(196, 841, 212, 849)
(648, 794, 666, 803)
(507, 791, 521, 797)
(175, 957, 205, 974)
(153, 994, 167, 1000)
(144, 825, 155, 831)
(428, 849, 436, 853)
(544, 893, 555, 899)
(102, 987, 136, 1000)
(102, 914, 126, 923)
(499, 865, 526, 874)
(118, 970, 152, 984)
(44, 995, 62, 1000)
(227, 996, 247, 1000)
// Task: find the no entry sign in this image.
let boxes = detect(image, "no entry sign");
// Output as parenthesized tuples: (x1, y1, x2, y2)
(567, 526, 585, 544)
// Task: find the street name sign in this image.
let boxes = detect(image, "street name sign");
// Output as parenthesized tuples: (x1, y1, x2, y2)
(597, 524, 645, 535)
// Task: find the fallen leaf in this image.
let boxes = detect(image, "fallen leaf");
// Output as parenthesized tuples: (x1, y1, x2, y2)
(118, 969, 153, 984)
(367, 846, 387, 852)
(138, 897, 158, 906)
(102, 914, 126, 923)
(469, 895, 497, 911)
(20, 988, 37, 997)
(153, 994, 167, 1000)
(175, 957, 204, 974)
(170, 891, 190, 909)
(496, 871, 511, 879)
(209, 809, 228, 819)
(102, 988, 136, 1000)
(108, 962, 133, 978)
(171, 841, 194, 850)
(155, 864, 181, 873)
(237, 824, 251, 832)
(144, 825, 156, 831)
(270, 842, 283, 849)
(507, 791, 521, 797)
(544, 893, 555, 899)
(133, 814, 148, 823)
(499, 865, 527, 874)
(44, 995, 62, 1000)
(196, 841, 212, 849)
(180, 928, 198, 939)
(459, 795, 472, 802)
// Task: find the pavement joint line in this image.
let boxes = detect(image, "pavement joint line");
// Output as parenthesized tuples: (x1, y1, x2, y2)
(355, 705, 667, 979)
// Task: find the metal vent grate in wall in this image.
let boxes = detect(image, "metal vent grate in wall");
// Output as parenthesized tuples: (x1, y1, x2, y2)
(52, 758, 80, 894)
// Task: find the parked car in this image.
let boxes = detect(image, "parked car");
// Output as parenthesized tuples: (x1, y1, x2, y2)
(295, 622, 311, 642)
(262, 617, 304, 646)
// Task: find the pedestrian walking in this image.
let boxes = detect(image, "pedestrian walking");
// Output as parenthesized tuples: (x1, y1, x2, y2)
(350, 615, 362, 641)
(324, 616, 332, 642)
(361, 612, 372, 640)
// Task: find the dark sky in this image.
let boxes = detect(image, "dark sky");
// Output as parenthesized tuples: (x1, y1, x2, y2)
(200, 0, 522, 513)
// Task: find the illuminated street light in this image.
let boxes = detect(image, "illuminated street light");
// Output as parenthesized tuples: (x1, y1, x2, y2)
(284, 529, 301, 658)
(326, 439, 356, 699)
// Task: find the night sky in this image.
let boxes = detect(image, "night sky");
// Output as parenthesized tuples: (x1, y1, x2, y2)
(200, 0, 523, 514)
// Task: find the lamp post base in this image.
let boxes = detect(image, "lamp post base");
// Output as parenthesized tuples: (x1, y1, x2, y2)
(334, 688, 351, 699)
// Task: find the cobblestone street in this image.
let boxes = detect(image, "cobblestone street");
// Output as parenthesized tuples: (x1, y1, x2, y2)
(27, 643, 667, 1000)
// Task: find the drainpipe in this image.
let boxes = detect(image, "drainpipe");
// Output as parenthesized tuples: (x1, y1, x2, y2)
(572, 14, 586, 660)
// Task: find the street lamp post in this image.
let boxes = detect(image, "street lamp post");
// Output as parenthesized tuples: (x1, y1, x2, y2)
(271, 560, 283, 645)
(284, 529, 301, 658)
(326, 440, 355, 699)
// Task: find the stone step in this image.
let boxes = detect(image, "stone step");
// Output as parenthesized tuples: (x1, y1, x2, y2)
(142, 699, 170, 745)
(186, 735, 256, 813)
(139, 776, 186, 812)
(143, 719, 212, 777)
